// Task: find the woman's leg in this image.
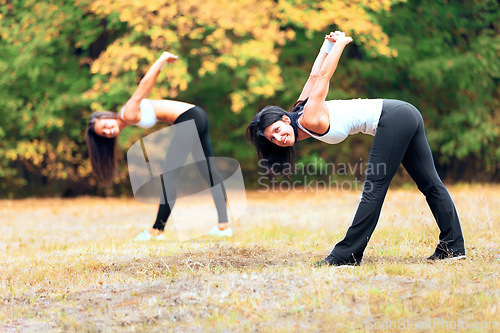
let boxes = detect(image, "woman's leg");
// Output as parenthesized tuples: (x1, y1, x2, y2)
(151, 174, 176, 232)
(149, 110, 204, 233)
(152, 106, 229, 232)
(323, 100, 421, 265)
(185, 107, 229, 225)
(401, 107, 465, 259)
(152, 203, 170, 231)
(150, 136, 189, 232)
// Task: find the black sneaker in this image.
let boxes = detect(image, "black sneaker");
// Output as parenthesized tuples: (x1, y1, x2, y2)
(315, 254, 360, 267)
(426, 248, 466, 261)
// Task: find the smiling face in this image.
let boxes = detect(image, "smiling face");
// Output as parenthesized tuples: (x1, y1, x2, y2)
(263, 115, 295, 147)
(94, 118, 120, 138)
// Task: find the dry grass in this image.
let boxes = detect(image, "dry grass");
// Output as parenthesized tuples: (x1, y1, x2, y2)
(0, 184, 499, 332)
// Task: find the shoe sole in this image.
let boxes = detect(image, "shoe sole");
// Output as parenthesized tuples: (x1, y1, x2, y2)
(331, 264, 359, 268)
(444, 255, 466, 261)
(427, 255, 466, 261)
(207, 228, 233, 237)
(315, 261, 360, 268)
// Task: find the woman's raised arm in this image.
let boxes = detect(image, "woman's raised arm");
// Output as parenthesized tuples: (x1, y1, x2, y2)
(121, 51, 178, 123)
(301, 33, 352, 128)
(297, 31, 342, 102)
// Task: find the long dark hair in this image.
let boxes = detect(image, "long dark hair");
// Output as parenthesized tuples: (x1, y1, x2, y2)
(246, 99, 307, 176)
(85, 111, 119, 185)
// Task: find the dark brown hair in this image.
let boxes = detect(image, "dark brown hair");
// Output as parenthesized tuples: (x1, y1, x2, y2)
(246, 99, 307, 176)
(85, 111, 119, 185)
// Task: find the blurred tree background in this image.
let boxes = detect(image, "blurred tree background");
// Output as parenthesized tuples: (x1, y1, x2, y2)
(0, 0, 498, 198)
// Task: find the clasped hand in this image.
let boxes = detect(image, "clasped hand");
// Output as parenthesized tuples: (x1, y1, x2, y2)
(325, 31, 353, 45)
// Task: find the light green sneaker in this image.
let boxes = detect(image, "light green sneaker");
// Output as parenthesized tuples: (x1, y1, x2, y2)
(154, 234, 166, 241)
(133, 230, 153, 242)
(207, 226, 233, 237)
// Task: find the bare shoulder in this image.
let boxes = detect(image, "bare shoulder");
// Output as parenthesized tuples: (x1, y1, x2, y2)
(300, 102, 329, 131)
(121, 98, 141, 123)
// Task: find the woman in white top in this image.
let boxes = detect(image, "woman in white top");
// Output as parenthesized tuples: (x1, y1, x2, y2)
(247, 32, 465, 265)
(86, 52, 232, 239)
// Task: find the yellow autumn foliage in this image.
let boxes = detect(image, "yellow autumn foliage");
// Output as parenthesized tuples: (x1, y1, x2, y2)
(79, 0, 398, 113)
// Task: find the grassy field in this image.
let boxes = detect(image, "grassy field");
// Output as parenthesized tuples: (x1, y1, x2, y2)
(1, 184, 499, 332)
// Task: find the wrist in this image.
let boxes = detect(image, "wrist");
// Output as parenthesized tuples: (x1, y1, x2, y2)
(320, 39, 335, 54)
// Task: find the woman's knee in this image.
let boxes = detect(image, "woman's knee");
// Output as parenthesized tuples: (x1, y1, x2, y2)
(418, 179, 446, 197)
(360, 179, 388, 203)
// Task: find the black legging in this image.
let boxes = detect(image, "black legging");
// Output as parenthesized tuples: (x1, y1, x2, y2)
(330, 99, 465, 263)
(152, 106, 228, 231)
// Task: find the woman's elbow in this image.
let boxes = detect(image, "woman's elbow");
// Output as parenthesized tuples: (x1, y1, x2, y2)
(138, 77, 150, 87)
(316, 71, 331, 81)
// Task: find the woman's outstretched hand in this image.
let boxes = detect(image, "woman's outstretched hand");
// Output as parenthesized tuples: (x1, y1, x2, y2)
(325, 31, 352, 45)
(325, 31, 341, 43)
(160, 51, 178, 63)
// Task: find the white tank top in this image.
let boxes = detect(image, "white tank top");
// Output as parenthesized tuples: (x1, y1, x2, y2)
(297, 99, 384, 144)
(120, 99, 158, 129)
